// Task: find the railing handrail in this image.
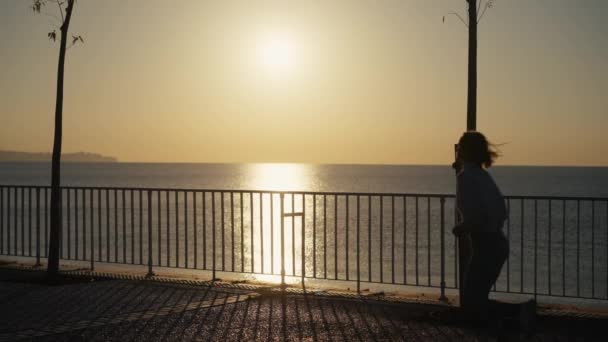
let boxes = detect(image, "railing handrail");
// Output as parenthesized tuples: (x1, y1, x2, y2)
(1, 184, 607, 201)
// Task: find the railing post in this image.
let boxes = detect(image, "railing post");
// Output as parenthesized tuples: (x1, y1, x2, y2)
(35, 187, 41, 266)
(146, 190, 154, 278)
(356, 195, 361, 295)
(212, 192, 217, 281)
(301, 194, 306, 286)
(90, 189, 94, 271)
(439, 197, 447, 302)
(280, 193, 286, 289)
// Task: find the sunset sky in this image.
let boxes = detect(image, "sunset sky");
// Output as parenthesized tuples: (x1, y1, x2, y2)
(1, 0, 606, 166)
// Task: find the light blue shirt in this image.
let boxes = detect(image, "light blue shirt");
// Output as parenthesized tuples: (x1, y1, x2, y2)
(456, 162, 507, 232)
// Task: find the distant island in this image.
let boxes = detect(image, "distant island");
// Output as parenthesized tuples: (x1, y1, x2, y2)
(0, 150, 118, 163)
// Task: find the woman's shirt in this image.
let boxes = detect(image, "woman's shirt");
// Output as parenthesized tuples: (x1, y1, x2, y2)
(456, 163, 507, 233)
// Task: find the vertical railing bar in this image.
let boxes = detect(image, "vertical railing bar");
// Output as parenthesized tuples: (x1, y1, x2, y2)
(403, 196, 407, 285)
(194, 191, 198, 269)
(427, 197, 431, 287)
(292, 193, 295, 276)
(114, 189, 118, 262)
(66, 188, 70, 259)
(0, 187, 4, 255)
(20, 188, 25, 257)
(7, 188, 11, 256)
(45, 188, 49, 257)
(97, 190, 102, 262)
(380, 195, 383, 283)
(4, 187, 7, 256)
(606, 200, 608, 300)
(415, 196, 419, 286)
(250, 193, 253, 272)
(29, 188, 32, 257)
(11, 188, 15, 256)
(221, 192, 225, 271)
(122, 189, 126, 263)
(0, 187, 3, 256)
(270, 194, 274, 275)
(212, 192, 217, 280)
(166, 191, 170, 267)
(35, 188, 41, 265)
(534, 199, 538, 300)
(2, 187, 6, 255)
(520, 199, 524, 294)
(146, 190, 154, 277)
(368, 195, 372, 283)
(230, 192, 234, 272)
(506, 199, 510, 292)
(185, 191, 189, 269)
(302, 194, 306, 281)
(313, 194, 316, 278)
(74, 189, 78, 259)
(548, 199, 552, 295)
(132, 190, 135, 264)
(280, 193, 285, 287)
(157, 191, 161, 266)
(260, 193, 263, 274)
(106, 190, 110, 262)
(576, 200, 580, 297)
(346, 195, 349, 281)
(591, 200, 595, 298)
(439, 197, 446, 301)
(138, 190, 143, 264)
(356, 195, 360, 294)
(175, 191, 179, 268)
(562, 200, 566, 297)
(334, 195, 338, 280)
(82, 189, 86, 262)
(14, 187, 17, 256)
(391, 195, 395, 284)
(90, 189, 94, 270)
(240, 192, 244, 273)
(324, 195, 327, 279)
(203, 191, 208, 270)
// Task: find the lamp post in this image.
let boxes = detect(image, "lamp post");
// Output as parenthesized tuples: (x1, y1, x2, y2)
(455, 0, 479, 308)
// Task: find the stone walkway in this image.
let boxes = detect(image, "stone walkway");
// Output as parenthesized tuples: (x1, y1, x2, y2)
(0, 267, 605, 341)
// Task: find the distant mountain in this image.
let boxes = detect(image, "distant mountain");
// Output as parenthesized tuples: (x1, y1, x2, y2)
(0, 151, 118, 163)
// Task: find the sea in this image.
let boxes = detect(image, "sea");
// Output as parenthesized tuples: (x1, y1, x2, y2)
(1, 162, 608, 197)
(0, 162, 607, 306)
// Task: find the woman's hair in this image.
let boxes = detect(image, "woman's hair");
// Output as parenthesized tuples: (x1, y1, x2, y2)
(457, 131, 500, 168)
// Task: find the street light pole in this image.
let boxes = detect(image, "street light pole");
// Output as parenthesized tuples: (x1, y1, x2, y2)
(467, 0, 478, 131)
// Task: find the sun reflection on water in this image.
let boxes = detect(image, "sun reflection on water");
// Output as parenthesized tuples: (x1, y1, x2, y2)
(244, 164, 310, 284)
(248, 163, 309, 191)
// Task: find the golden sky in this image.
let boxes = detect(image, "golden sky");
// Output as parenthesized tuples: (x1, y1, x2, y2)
(1, 0, 607, 165)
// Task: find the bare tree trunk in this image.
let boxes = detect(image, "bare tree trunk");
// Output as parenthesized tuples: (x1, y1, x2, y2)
(467, 0, 477, 131)
(47, 0, 75, 277)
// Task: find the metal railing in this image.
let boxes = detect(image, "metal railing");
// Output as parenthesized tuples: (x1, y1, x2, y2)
(0, 185, 606, 302)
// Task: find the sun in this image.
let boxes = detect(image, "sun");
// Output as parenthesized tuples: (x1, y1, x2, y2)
(256, 33, 298, 74)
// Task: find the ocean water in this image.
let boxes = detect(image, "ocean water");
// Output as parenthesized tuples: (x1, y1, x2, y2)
(1, 162, 608, 197)
(1, 162, 607, 303)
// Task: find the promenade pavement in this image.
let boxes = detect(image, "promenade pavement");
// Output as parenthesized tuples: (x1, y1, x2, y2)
(0, 266, 605, 341)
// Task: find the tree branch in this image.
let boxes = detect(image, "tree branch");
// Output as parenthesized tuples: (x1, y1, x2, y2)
(55, 0, 64, 22)
(447, 11, 469, 28)
(477, 0, 495, 23)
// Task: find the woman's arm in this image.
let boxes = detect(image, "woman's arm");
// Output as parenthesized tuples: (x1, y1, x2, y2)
(456, 171, 486, 233)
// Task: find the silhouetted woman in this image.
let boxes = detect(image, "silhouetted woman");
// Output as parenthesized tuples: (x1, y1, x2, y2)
(453, 131, 535, 333)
